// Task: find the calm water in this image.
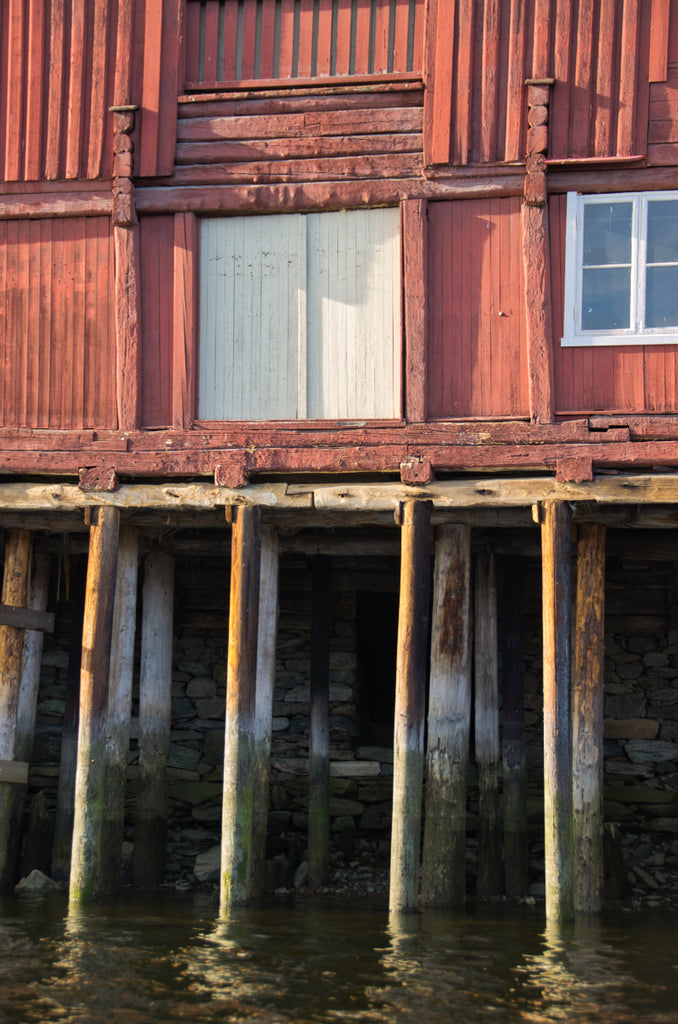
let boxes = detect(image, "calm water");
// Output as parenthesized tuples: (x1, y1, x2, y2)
(0, 894, 677, 1023)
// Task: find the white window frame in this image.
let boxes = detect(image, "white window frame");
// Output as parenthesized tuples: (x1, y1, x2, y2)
(562, 190, 678, 347)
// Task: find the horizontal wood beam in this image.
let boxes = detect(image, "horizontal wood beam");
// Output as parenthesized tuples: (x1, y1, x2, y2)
(0, 760, 29, 785)
(0, 605, 54, 632)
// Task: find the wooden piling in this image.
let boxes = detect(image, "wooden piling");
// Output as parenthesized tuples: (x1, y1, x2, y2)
(247, 525, 279, 898)
(221, 505, 261, 909)
(309, 555, 331, 887)
(573, 523, 606, 913)
(389, 500, 431, 914)
(474, 551, 503, 899)
(70, 507, 120, 902)
(101, 526, 139, 894)
(421, 524, 472, 907)
(0, 529, 31, 888)
(52, 559, 86, 883)
(133, 551, 174, 889)
(501, 555, 528, 899)
(541, 500, 574, 922)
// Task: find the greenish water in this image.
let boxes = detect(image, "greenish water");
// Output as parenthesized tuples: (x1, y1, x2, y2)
(0, 895, 677, 1023)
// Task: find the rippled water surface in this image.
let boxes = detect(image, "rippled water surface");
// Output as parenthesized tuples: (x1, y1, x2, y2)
(0, 894, 677, 1023)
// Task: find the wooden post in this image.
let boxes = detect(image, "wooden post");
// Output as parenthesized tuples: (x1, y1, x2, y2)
(0, 529, 31, 888)
(221, 505, 261, 909)
(70, 507, 120, 902)
(389, 501, 431, 913)
(309, 554, 331, 887)
(247, 525, 279, 898)
(101, 526, 139, 894)
(573, 524, 606, 914)
(133, 551, 174, 889)
(421, 524, 472, 907)
(52, 558, 86, 883)
(474, 551, 503, 899)
(501, 555, 528, 899)
(541, 500, 574, 922)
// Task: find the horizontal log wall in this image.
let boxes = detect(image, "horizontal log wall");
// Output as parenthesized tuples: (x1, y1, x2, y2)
(0, 217, 117, 429)
(550, 195, 678, 415)
(427, 197, 529, 419)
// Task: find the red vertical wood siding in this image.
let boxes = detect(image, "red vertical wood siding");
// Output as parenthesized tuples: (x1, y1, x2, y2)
(550, 195, 678, 415)
(0, 218, 117, 428)
(134, 0, 182, 178)
(426, 0, 655, 166)
(427, 198, 529, 419)
(140, 216, 175, 428)
(648, 0, 678, 163)
(0, 0, 118, 182)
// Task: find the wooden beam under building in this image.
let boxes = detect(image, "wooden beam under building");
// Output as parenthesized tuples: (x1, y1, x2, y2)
(309, 555, 331, 888)
(390, 500, 431, 914)
(421, 524, 472, 908)
(221, 505, 262, 909)
(501, 555, 528, 899)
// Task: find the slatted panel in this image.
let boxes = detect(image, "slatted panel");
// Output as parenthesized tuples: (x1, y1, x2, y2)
(140, 216, 175, 427)
(427, 198, 529, 419)
(426, 0, 654, 166)
(0, 218, 117, 428)
(0, 0, 117, 181)
(648, 0, 678, 164)
(199, 209, 401, 420)
(550, 195, 678, 415)
(184, 0, 425, 86)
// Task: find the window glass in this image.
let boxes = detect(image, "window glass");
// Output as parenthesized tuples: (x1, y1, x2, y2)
(647, 200, 678, 264)
(581, 267, 631, 330)
(582, 202, 632, 267)
(646, 266, 678, 328)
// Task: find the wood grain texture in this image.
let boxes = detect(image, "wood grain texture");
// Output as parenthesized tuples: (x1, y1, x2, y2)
(173, 213, 199, 428)
(403, 200, 427, 422)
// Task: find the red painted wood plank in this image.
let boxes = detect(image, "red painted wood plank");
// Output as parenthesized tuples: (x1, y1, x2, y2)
(173, 213, 199, 428)
(571, 0, 594, 157)
(203, 2, 220, 82)
(298, 0, 315, 77)
(315, 0, 333, 76)
(259, 0, 278, 80)
(455, 0, 475, 164)
(65, 0, 86, 179)
(183, 0, 201, 84)
(84, 217, 99, 425)
(550, 0, 573, 160)
(71, 221, 87, 428)
(335, 0, 353, 75)
(649, 0, 671, 81)
(25, 220, 41, 426)
(593, 0, 616, 157)
(156, 0, 182, 175)
(87, 0, 110, 178)
(425, 0, 455, 164)
(278, 0, 296, 78)
(240, 0, 258, 79)
(480, 0, 500, 162)
(354, 0, 372, 76)
(45, 0, 65, 179)
(139, 0, 164, 177)
(141, 217, 173, 427)
(412, 0, 425, 74)
(24, 0, 46, 181)
(392, 0, 410, 74)
(531, 0, 552, 78)
(617, 0, 640, 156)
(15, 222, 29, 426)
(0, 3, 9, 180)
(37, 219, 52, 427)
(373, 0, 391, 74)
(633, 2, 651, 158)
(504, 0, 527, 163)
(220, 0, 239, 80)
(403, 200, 427, 421)
(5, 0, 26, 181)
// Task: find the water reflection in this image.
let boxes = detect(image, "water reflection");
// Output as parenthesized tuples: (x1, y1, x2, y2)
(0, 896, 676, 1023)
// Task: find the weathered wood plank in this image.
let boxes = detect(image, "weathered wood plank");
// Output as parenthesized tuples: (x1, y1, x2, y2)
(175, 133, 422, 163)
(173, 213, 198, 428)
(0, 760, 29, 785)
(403, 199, 427, 422)
(114, 222, 142, 430)
(421, 524, 471, 908)
(0, 605, 54, 632)
(522, 202, 555, 424)
(389, 500, 431, 913)
(176, 107, 423, 141)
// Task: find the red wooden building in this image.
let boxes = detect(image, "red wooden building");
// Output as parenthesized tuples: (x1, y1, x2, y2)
(1, 0, 678, 919)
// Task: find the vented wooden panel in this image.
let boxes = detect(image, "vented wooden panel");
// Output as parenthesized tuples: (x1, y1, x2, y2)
(427, 198, 529, 419)
(184, 0, 425, 87)
(0, 218, 117, 428)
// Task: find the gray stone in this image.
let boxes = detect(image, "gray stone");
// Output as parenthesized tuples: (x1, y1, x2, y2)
(15, 869, 62, 894)
(41, 650, 69, 668)
(331, 817, 356, 832)
(625, 739, 678, 764)
(167, 743, 202, 771)
(356, 746, 394, 763)
(194, 845, 220, 882)
(171, 781, 222, 805)
(195, 698, 223, 719)
(186, 678, 217, 699)
(359, 802, 392, 830)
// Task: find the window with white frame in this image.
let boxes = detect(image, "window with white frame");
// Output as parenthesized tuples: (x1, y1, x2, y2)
(562, 190, 678, 346)
(198, 209, 401, 420)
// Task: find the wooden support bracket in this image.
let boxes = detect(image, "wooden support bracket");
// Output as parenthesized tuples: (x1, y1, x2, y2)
(0, 605, 54, 633)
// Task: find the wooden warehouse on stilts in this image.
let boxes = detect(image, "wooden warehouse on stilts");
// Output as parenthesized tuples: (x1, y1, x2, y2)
(2, 0, 678, 923)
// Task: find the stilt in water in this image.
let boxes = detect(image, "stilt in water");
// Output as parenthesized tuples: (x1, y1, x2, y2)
(0, 530, 31, 888)
(309, 554, 331, 887)
(540, 500, 574, 922)
(133, 550, 174, 889)
(389, 500, 431, 914)
(501, 555, 528, 899)
(102, 526, 139, 894)
(573, 523, 606, 913)
(221, 505, 261, 909)
(421, 524, 471, 907)
(247, 526, 279, 898)
(70, 507, 120, 902)
(474, 551, 503, 899)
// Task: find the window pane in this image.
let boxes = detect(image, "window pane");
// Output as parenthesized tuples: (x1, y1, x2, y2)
(581, 267, 631, 330)
(646, 265, 678, 327)
(582, 202, 632, 266)
(647, 200, 678, 264)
